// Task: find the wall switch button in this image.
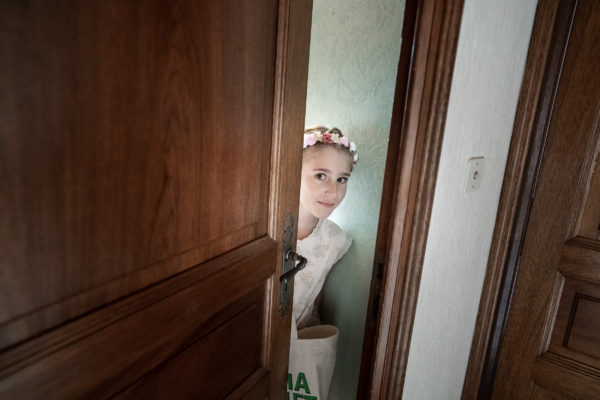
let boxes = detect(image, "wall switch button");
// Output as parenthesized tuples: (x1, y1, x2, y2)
(464, 157, 484, 193)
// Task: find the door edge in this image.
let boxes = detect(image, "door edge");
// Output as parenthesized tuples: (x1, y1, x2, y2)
(266, 0, 314, 398)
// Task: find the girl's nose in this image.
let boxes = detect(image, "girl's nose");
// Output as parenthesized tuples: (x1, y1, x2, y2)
(324, 180, 336, 196)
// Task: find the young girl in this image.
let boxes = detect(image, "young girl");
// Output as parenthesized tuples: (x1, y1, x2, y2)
(287, 126, 357, 399)
(293, 126, 358, 329)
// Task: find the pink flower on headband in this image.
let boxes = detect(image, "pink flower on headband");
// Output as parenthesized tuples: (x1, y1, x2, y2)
(303, 129, 358, 164)
(304, 134, 317, 147)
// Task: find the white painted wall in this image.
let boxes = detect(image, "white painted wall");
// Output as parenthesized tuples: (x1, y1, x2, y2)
(403, 1, 538, 399)
(304, 0, 405, 398)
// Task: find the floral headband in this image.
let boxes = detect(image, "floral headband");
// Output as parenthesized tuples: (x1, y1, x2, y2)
(303, 127, 359, 164)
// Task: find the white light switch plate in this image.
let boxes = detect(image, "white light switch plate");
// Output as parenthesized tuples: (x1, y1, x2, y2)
(464, 157, 484, 193)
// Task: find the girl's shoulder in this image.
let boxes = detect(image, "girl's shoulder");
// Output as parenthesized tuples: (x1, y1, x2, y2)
(319, 219, 352, 248)
(319, 218, 346, 237)
(297, 218, 352, 267)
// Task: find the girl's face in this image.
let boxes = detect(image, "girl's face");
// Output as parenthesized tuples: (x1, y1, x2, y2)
(299, 146, 353, 220)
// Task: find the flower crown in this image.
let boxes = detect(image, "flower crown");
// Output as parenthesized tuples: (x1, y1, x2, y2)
(303, 127, 359, 164)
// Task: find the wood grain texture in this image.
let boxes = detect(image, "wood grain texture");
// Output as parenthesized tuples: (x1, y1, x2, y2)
(357, 0, 464, 398)
(550, 277, 600, 365)
(566, 297, 600, 359)
(461, 1, 561, 398)
(226, 370, 271, 400)
(224, 369, 270, 400)
(577, 140, 600, 240)
(533, 353, 600, 399)
(265, 0, 313, 398)
(115, 301, 264, 399)
(0, 0, 277, 348)
(0, 0, 312, 397)
(491, 0, 600, 398)
(560, 239, 600, 285)
(532, 386, 573, 400)
(0, 238, 276, 399)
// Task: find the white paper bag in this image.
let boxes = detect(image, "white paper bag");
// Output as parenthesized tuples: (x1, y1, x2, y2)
(287, 317, 339, 400)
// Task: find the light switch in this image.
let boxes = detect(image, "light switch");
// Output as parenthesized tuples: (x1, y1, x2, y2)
(464, 157, 484, 193)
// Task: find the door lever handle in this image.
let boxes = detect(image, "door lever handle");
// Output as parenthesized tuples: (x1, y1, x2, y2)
(279, 212, 307, 315)
(280, 250, 307, 285)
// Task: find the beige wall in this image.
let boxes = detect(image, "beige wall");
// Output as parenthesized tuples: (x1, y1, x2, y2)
(403, 0, 538, 398)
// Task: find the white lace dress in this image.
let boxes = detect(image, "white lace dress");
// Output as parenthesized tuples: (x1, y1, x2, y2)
(293, 218, 352, 329)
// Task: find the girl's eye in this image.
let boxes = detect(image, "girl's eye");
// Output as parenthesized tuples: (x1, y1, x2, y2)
(337, 177, 348, 184)
(315, 173, 326, 181)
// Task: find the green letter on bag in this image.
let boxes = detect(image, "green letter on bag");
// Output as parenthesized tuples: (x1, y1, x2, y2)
(294, 372, 311, 393)
(292, 394, 317, 400)
(287, 373, 293, 390)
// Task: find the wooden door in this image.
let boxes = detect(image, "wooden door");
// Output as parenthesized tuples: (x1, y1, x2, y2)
(491, 0, 600, 398)
(0, 1, 311, 398)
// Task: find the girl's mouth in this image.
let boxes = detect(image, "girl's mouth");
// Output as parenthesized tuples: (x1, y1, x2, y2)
(318, 201, 335, 207)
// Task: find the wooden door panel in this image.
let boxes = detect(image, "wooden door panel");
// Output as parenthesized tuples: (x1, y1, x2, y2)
(230, 374, 271, 400)
(551, 248, 600, 363)
(578, 156, 600, 241)
(115, 293, 265, 399)
(533, 354, 600, 399)
(559, 239, 600, 285)
(0, 238, 276, 399)
(492, 0, 600, 398)
(0, 0, 314, 397)
(0, 0, 276, 348)
(533, 386, 573, 400)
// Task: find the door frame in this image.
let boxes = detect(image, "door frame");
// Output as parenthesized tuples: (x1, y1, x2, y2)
(266, 0, 313, 397)
(461, 0, 577, 398)
(358, 0, 464, 398)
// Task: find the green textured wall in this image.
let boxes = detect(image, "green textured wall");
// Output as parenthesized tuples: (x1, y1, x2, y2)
(304, 0, 405, 397)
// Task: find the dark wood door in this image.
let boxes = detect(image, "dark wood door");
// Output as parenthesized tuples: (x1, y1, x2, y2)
(491, 1, 600, 398)
(0, 1, 311, 398)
